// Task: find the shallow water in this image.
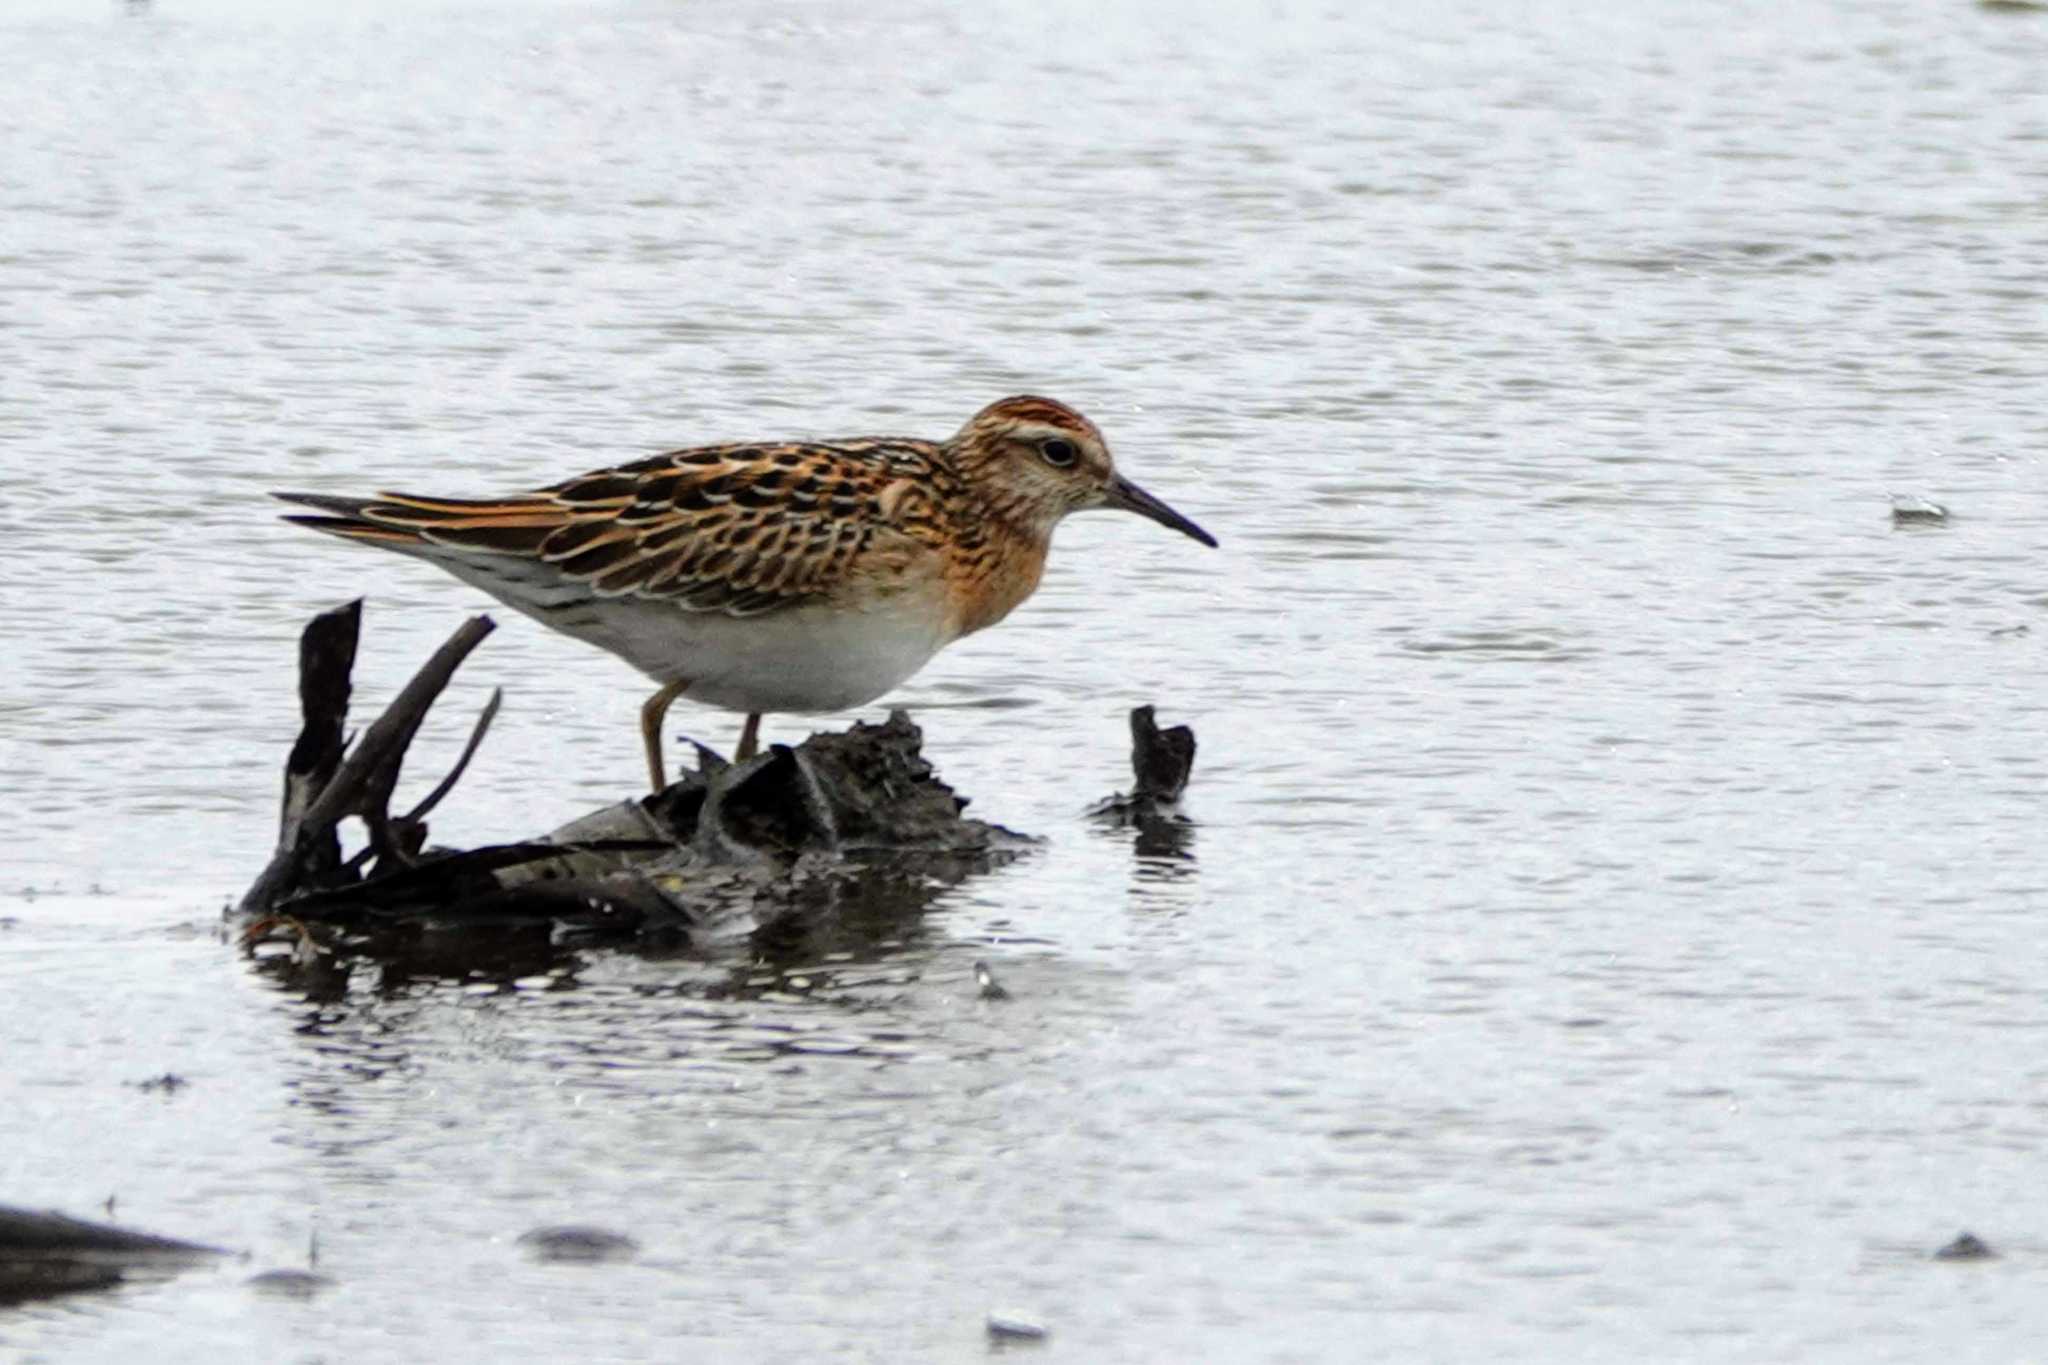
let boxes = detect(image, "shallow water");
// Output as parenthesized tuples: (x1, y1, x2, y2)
(6, 0, 2048, 1358)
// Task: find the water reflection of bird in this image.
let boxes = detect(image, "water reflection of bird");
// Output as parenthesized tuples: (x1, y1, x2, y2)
(277, 396, 1215, 791)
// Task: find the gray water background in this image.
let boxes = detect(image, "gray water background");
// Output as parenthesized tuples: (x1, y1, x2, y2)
(4, 0, 2047, 1358)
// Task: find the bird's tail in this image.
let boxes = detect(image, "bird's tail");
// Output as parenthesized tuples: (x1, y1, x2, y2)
(273, 491, 422, 545)
(272, 491, 566, 554)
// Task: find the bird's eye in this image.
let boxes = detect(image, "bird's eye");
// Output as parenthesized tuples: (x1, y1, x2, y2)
(1038, 437, 1079, 468)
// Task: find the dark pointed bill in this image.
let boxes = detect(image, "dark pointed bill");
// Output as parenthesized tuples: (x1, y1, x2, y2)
(1103, 476, 1218, 548)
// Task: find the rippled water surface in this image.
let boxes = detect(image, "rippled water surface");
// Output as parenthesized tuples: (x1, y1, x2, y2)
(6, 0, 2048, 1358)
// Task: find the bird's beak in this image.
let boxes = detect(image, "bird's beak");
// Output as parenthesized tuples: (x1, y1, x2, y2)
(1102, 475, 1218, 548)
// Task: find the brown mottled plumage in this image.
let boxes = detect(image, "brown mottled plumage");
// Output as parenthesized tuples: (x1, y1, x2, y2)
(276, 395, 1216, 791)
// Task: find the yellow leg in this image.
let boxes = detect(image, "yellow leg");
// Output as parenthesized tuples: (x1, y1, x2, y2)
(640, 680, 689, 793)
(735, 712, 762, 762)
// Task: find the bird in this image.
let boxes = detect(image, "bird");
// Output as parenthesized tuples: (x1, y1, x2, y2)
(974, 960, 1012, 1001)
(275, 395, 1217, 794)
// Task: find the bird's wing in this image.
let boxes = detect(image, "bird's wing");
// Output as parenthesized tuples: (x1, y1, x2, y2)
(276, 440, 942, 618)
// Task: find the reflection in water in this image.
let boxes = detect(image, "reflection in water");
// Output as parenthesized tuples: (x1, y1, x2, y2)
(1089, 799, 1200, 892)
(249, 843, 1016, 1117)
(743, 856, 990, 967)
(252, 921, 578, 1004)
(250, 849, 1005, 995)
(1131, 812, 1197, 874)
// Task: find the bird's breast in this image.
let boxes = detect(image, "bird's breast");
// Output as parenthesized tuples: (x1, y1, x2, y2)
(945, 536, 1049, 637)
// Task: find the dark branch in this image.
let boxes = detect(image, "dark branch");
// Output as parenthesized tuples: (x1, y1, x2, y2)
(275, 601, 361, 882)
(240, 613, 495, 914)
(404, 686, 502, 824)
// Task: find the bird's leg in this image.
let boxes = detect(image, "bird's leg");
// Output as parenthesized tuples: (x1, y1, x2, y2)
(735, 712, 762, 762)
(641, 680, 690, 793)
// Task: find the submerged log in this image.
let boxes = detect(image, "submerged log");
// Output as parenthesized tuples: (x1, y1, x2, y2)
(238, 605, 1198, 968)
(1087, 705, 1199, 862)
(237, 606, 1054, 964)
(0, 1205, 229, 1304)
(1089, 705, 1197, 819)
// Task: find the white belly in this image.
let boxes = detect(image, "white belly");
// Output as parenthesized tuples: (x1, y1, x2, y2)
(649, 599, 952, 714)
(439, 556, 953, 715)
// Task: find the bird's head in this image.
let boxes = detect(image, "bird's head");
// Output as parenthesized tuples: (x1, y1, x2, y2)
(947, 395, 1217, 548)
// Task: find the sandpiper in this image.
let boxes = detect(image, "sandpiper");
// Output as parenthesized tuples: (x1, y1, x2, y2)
(276, 395, 1216, 792)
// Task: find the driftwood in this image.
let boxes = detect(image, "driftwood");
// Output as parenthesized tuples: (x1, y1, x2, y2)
(1090, 705, 1197, 815)
(0, 1205, 229, 1304)
(242, 604, 500, 914)
(237, 605, 1197, 971)
(1087, 705, 1199, 861)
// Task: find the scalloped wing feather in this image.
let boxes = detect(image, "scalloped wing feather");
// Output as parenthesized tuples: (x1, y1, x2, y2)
(285, 440, 947, 619)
